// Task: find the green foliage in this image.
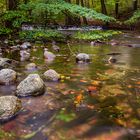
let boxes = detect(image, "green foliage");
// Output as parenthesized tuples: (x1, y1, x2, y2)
(2, 10, 30, 28)
(0, 129, 15, 139)
(19, 29, 64, 41)
(125, 10, 140, 25)
(56, 109, 76, 122)
(20, 0, 116, 24)
(0, 27, 12, 35)
(73, 30, 121, 41)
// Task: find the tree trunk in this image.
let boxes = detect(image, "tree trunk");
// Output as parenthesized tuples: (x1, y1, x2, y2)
(7, 0, 18, 10)
(24, 0, 29, 4)
(81, 0, 88, 25)
(100, 0, 107, 15)
(65, 0, 72, 25)
(115, 0, 119, 18)
(6, 0, 18, 29)
(86, 0, 90, 8)
(75, 0, 81, 26)
(133, 0, 138, 11)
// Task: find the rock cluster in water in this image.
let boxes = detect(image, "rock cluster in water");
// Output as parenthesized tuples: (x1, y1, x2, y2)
(0, 41, 92, 122)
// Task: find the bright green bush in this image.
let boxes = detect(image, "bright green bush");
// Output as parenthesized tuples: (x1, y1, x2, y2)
(125, 10, 140, 25)
(0, 27, 12, 35)
(19, 29, 64, 41)
(2, 10, 30, 28)
(73, 30, 121, 40)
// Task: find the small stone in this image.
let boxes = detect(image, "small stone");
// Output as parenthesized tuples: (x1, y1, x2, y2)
(44, 69, 60, 81)
(76, 53, 90, 63)
(25, 63, 37, 71)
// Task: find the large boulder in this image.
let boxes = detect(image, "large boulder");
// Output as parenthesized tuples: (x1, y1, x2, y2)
(0, 96, 22, 121)
(16, 74, 45, 97)
(0, 69, 17, 85)
(76, 53, 90, 63)
(44, 69, 60, 81)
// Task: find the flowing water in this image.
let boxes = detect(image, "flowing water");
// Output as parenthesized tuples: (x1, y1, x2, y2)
(0, 32, 140, 140)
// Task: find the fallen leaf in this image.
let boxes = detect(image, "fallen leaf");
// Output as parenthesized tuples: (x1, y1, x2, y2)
(136, 81, 140, 85)
(87, 86, 97, 92)
(74, 94, 83, 104)
(87, 105, 94, 109)
(127, 85, 132, 88)
(80, 79, 88, 83)
(91, 80, 101, 86)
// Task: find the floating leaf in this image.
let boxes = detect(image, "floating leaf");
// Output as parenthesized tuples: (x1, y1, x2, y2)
(80, 79, 88, 83)
(91, 80, 101, 86)
(74, 94, 83, 104)
(87, 86, 97, 92)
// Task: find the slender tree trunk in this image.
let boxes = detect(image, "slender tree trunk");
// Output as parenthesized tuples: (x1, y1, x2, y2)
(65, 0, 73, 25)
(91, 0, 94, 8)
(7, 0, 18, 10)
(115, 0, 119, 18)
(81, 0, 84, 7)
(133, 0, 138, 11)
(24, 0, 29, 4)
(86, 0, 90, 8)
(75, 0, 81, 26)
(81, 0, 88, 25)
(100, 0, 107, 15)
(6, 0, 18, 29)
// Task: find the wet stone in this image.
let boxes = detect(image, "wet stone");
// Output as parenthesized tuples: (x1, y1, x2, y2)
(0, 96, 22, 121)
(44, 69, 60, 81)
(16, 74, 45, 97)
(76, 53, 90, 63)
(0, 69, 17, 85)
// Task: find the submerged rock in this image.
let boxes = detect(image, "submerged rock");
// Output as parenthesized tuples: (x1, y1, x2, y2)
(0, 69, 17, 85)
(16, 74, 45, 97)
(0, 96, 22, 121)
(44, 69, 60, 81)
(0, 58, 12, 69)
(44, 48, 56, 60)
(125, 44, 140, 48)
(20, 50, 30, 61)
(0, 58, 19, 69)
(26, 63, 37, 71)
(90, 41, 96, 46)
(20, 42, 31, 49)
(76, 53, 90, 63)
(108, 56, 117, 64)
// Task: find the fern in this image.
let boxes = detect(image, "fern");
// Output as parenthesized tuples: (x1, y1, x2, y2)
(125, 10, 140, 25)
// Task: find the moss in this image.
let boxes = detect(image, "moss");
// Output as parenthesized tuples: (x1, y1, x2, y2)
(72, 30, 122, 41)
(0, 129, 16, 140)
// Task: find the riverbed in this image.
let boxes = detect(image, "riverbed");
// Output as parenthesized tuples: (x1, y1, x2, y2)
(0, 31, 140, 140)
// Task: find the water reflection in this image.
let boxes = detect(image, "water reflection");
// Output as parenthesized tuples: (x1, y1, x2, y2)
(0, 32, 140, 140)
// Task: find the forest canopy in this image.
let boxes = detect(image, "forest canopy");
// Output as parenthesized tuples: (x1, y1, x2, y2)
(0, 0, 140, 36)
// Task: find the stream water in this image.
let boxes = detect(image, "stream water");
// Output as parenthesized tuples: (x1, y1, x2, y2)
(0, 31, 140, 140)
